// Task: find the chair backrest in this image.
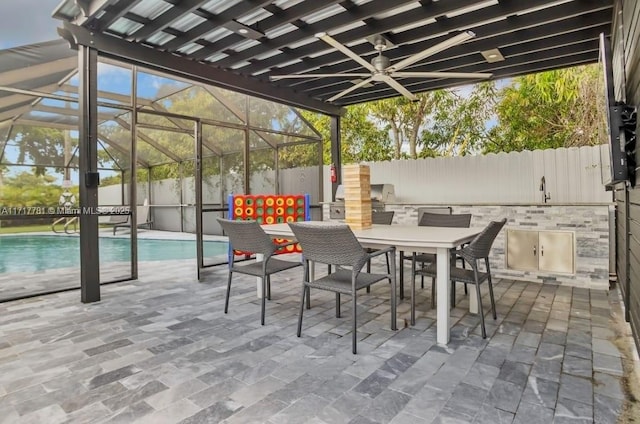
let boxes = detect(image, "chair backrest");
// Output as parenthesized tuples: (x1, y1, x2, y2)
(419, 212, 472, 228)
(217, 218, 276, 255)
(417, 207, 451, 224)
(460, 218, 507, 261)
(289, 222, 368, 268)
(372, 211, 394, 225)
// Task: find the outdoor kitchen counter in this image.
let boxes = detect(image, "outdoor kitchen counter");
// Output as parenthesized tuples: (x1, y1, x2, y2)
(321, 202, 612, 290)
(379, 202, 615, 206)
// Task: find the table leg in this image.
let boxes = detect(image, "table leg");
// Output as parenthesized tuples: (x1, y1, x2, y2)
(469, 285, 479, 314)
(436, 247, 451, 345)
(391, 249, 397, 331)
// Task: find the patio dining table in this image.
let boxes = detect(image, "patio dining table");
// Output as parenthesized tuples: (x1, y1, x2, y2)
(261, 222, 481, 345)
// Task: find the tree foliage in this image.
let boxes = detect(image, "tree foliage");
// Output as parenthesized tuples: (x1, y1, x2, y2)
(369, 92, 450, 159)
(0, 171, 77, 207)
(484, 64, 604, 153)
(299, 104, 392, 166)
(418, 82, 498, 157)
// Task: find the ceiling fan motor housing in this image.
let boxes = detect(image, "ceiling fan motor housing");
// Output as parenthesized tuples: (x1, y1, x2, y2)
(371, 55, 390, 72)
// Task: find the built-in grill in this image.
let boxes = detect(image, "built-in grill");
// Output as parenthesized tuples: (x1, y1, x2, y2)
(329, 184, 395, 220)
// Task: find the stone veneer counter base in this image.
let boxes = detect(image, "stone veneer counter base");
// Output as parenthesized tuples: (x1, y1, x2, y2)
(322, 203, 611, 290)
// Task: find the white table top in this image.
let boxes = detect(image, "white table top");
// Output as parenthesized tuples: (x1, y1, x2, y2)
(262, 222, 481, 251)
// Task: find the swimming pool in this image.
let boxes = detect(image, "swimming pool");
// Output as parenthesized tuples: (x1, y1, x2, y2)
(0, 235, 228, 273)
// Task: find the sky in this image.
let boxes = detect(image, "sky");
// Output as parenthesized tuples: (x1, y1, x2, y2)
(0, 0, 63, 49)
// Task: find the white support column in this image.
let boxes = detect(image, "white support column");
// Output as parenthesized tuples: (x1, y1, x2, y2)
(436, 247, 451, 345)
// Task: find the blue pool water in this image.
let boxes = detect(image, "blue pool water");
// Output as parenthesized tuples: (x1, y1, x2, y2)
(0, 235, 228, 273)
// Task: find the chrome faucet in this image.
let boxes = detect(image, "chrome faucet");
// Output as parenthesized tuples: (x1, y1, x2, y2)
(539, 176, 551, 203)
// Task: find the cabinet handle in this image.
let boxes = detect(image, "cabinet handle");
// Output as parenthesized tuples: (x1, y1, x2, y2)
(540, 245, 544, 256)
(533, 246, 536, 256)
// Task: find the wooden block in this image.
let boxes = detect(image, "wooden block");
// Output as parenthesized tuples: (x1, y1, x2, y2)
(343, 164, 370, 176)
(343, 164, 372, 229)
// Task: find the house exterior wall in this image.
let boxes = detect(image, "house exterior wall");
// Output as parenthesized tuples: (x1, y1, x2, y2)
(613, 0, 640, 351)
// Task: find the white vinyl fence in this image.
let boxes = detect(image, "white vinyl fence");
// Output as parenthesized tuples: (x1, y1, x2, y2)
(323, 145, 613, 204)
(99, 145, 612, 233)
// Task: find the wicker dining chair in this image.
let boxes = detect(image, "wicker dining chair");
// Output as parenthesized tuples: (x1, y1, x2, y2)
(217, 218, 302, 325)
(415, 218, 507, 338)
(289, 222, 396, 354)
(365, 210, 395, 292)
(408, 212, 472, 308)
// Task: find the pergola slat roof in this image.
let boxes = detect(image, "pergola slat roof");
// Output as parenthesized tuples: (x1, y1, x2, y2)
(50, 0, 613, 113)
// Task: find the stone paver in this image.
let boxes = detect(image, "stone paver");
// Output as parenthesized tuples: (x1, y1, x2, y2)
(0, 257, 636, 423)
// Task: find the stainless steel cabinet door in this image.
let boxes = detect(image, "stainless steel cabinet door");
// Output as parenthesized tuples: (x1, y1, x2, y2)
(539, 231, 575, 273)
(506, 229, 539, 271)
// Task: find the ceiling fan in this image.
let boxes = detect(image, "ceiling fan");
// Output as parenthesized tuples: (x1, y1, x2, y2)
(270, 30, 492, 103)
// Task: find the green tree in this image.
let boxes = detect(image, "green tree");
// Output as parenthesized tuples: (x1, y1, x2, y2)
(368, 92, 454, 159)
(10, 126, 76, 176)
(299, 104, 392, 165)
(0, 171, 76, 207)
(484, 64, 604, 153)
(420, 82, 498, 157)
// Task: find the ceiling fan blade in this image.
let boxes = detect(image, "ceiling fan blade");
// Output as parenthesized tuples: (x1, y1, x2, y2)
(381, 75, 417, 101)
(316, 32, 377, 73)
(327, 77, 374, 103)
(388, 31, 476, 73)
(392, 71, 492, 79)
(270, 73, 371, 81)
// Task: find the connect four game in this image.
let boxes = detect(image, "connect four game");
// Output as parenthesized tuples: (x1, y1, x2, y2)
(228, 194, 311, 255)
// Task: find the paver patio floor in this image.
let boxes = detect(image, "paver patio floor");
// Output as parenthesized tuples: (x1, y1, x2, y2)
(0, 256, 635, 423)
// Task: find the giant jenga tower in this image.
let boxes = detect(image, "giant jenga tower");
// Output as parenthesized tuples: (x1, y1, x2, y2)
(343, 164, 372, 230)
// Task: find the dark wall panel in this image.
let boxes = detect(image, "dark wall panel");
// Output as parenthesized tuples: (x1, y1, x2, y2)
(617, 0, 640, 351)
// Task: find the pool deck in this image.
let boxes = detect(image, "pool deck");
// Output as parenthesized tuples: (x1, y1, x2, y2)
(0, 257, 638, 423)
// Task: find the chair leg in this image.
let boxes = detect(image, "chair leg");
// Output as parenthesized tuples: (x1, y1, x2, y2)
(266, 275, 271, 300)
(385, 253, 392, 284)
(488, 278, 497, 320)
(304, 265, 311, 310)
(460, 258, 468, 294)
(451, 281, 456, 308)
(399, 251, 404, 300)
(366, 260, 371, 293)
(224, 270, 233, 314)
(431, 277, 436, 309)
(352, 293, 358, 354)
(261, 276, 267, 325)
(410, 253, 418, 325)
(476, 283, 486, 338)
(297, 286, 307, 337)
(336, 293, 341, 318)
